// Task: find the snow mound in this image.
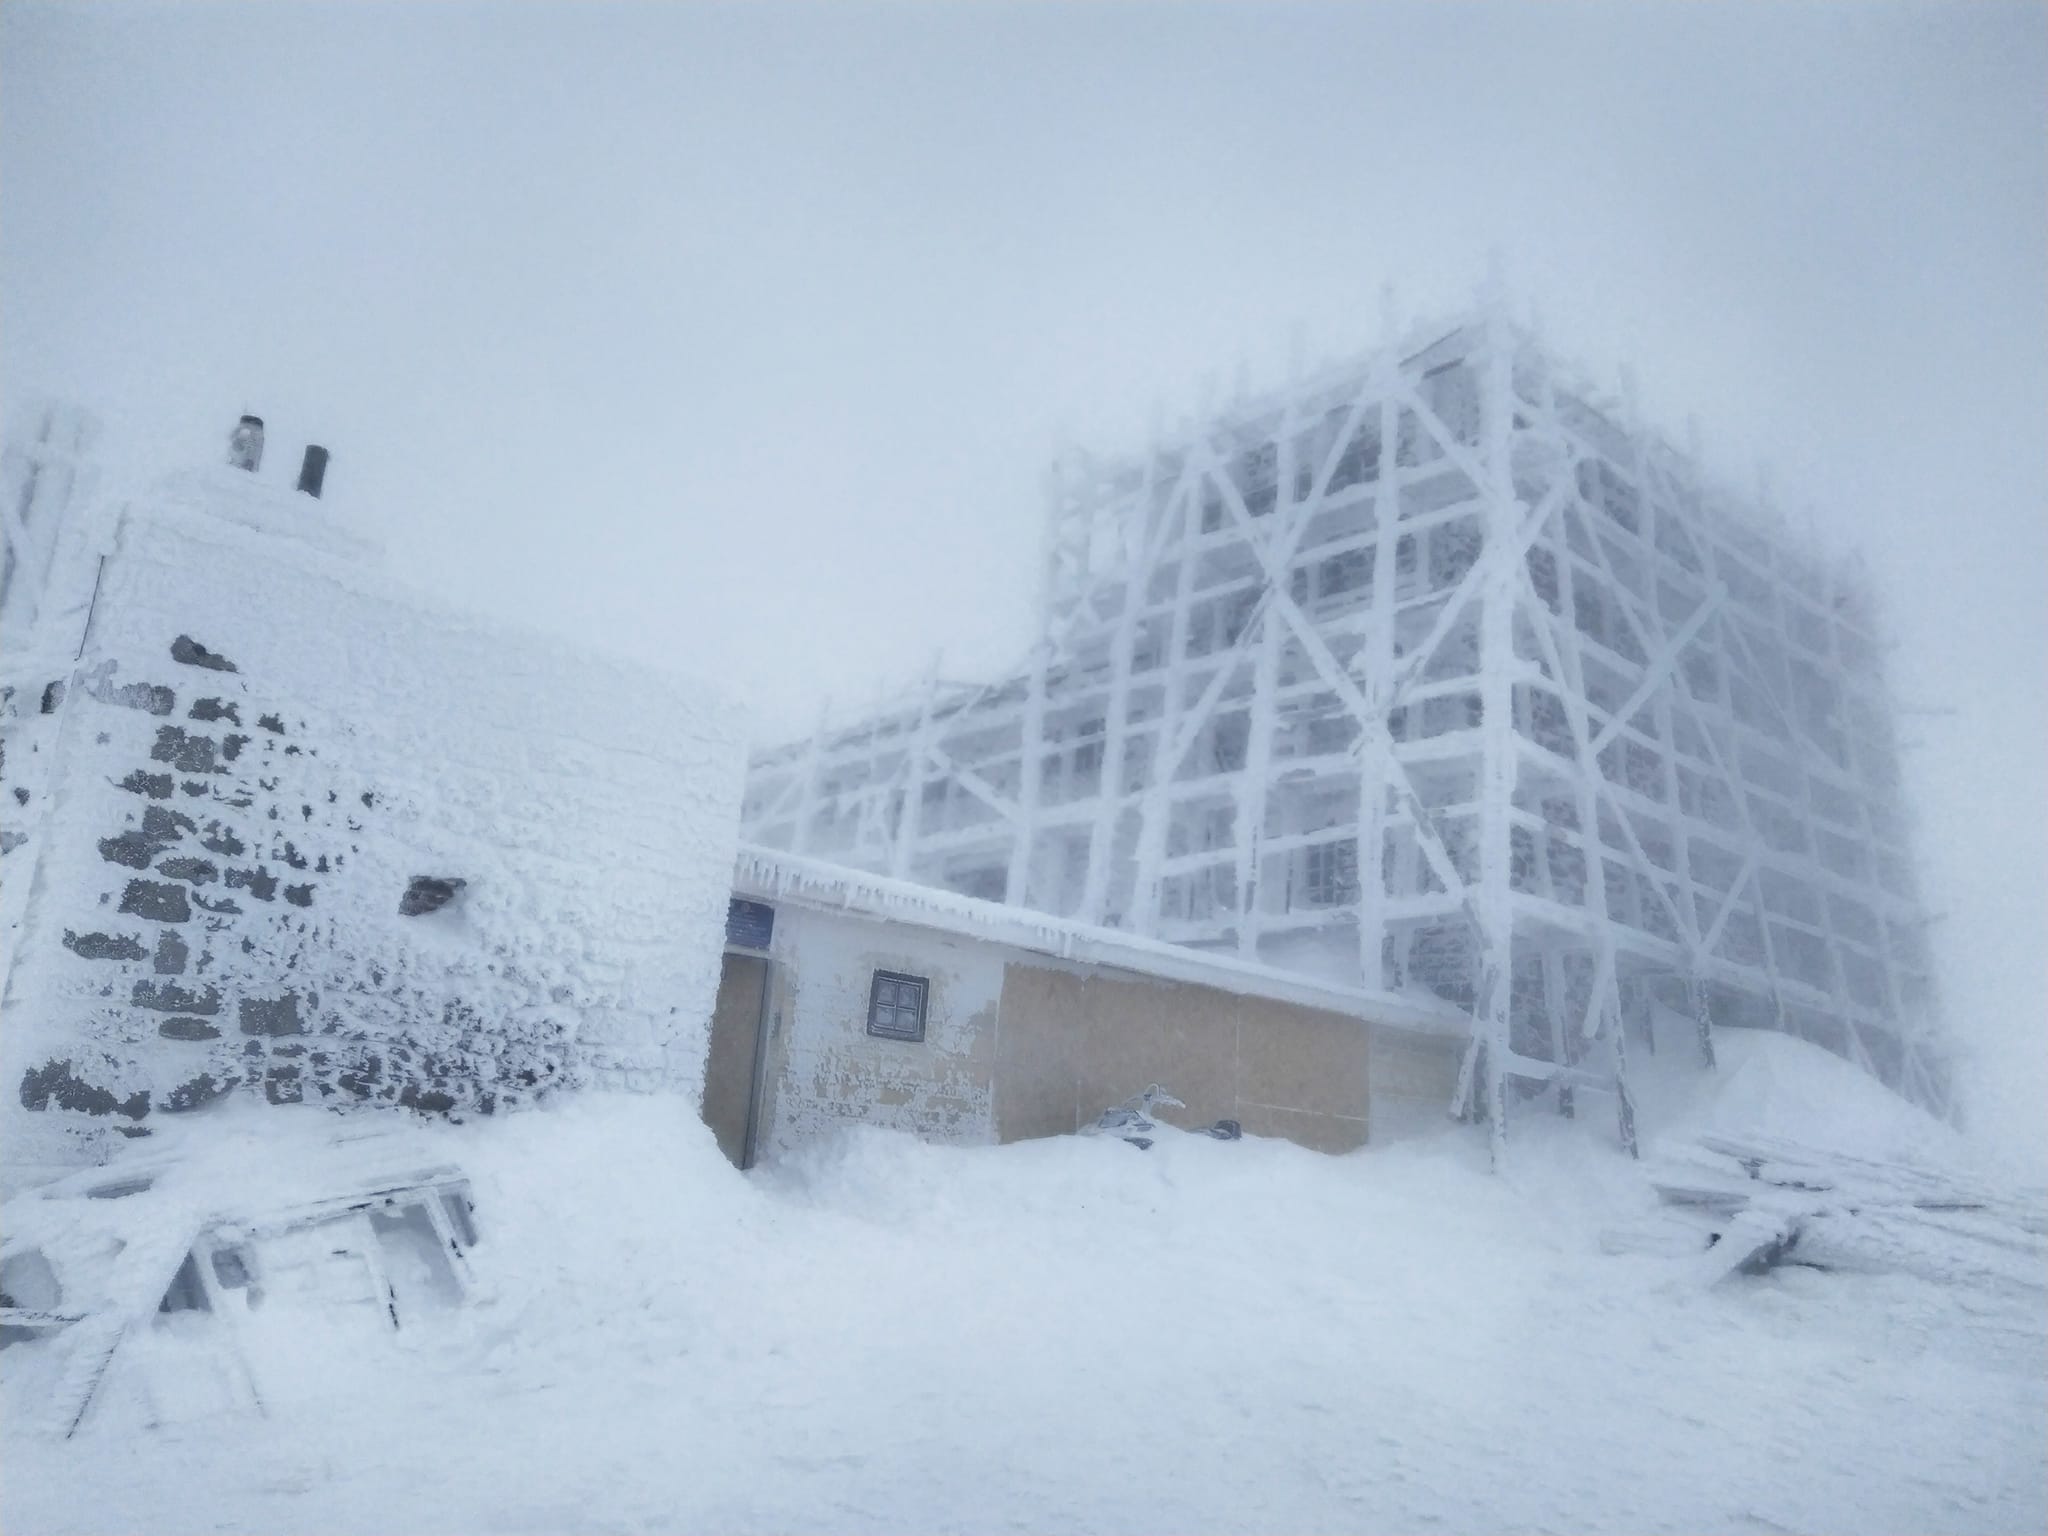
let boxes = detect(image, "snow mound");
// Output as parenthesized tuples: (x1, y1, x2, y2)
(1643, 1027, 1971, 1173)
(4, 1090, 2042, 1536)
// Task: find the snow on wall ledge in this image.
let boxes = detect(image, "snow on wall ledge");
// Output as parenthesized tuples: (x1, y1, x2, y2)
(0, 465, 746, 1170)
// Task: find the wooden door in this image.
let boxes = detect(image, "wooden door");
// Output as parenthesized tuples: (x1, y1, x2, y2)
(702, 953, 769, 1167)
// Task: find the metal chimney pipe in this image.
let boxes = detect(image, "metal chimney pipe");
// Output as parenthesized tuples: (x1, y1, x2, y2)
(227, 415, 264, 473)
(297, 445, 330, 499)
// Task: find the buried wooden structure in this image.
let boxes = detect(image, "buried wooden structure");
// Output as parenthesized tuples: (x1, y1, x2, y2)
(1632, 1132, 2047, 1291)
(0, 1154, 479, 1436)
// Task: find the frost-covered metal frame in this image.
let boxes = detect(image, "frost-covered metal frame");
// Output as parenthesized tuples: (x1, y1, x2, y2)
(744, 289, 1949, 1161)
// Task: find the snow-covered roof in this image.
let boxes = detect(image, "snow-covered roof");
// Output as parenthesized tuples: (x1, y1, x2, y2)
(734, 844, 1469, 1038)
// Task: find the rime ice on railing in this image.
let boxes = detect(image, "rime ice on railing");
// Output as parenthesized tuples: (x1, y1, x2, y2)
(0, 399, 103, 652)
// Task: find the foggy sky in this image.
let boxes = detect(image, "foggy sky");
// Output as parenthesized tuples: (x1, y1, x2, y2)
(4, 1, 2042, 1160)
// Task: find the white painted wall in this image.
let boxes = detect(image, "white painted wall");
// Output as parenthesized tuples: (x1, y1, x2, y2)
(757, 907, 1004, 1156)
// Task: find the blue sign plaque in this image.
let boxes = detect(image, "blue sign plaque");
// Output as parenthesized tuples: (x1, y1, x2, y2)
(725, 898, 775, 951)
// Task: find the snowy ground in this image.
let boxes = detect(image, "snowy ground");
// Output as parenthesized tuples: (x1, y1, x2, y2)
(4, 1029, 2043, 1536)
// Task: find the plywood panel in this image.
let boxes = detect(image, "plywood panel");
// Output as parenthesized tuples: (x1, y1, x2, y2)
(993, 964, 1088, 1140)
(993, 957, 1380, 1154)
(1236, 1004, 1369, 1120)
(1077, 974, 1238, 1132)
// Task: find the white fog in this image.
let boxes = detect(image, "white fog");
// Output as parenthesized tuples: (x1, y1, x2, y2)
(2, 4, 2042, 1533)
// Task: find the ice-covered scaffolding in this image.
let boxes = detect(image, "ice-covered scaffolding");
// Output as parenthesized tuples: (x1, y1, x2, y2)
(743, 294, 1950, 1157)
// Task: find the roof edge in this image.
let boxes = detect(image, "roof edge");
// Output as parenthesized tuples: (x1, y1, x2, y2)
(734, 844, 1469, 1040)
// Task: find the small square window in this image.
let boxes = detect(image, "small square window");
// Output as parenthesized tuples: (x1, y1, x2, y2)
(867, 970, 928, 1042)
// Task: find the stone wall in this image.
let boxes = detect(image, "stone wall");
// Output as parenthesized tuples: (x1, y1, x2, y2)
(0, 467, 745, 1176)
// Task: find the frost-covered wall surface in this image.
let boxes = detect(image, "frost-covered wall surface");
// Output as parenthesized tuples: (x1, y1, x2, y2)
(755, 909, 1003, 1154)
(0, 464, 745, 1177)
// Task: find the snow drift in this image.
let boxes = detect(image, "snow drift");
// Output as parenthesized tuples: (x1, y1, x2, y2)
(2, 1027, 2040, 1536)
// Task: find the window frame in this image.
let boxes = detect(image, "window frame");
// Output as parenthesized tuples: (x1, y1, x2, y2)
(866, 970, 929, 1043)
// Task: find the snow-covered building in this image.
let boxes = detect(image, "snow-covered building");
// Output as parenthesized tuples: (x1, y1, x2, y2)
(702, 845, 1466, 1167)
(0, 405, 1464, 1192)
(0, 420, 747, 1187)
(0, 291, 1956, 1186)
(743, 297, 1953, 1157)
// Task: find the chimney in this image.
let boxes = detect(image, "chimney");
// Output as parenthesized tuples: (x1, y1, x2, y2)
(297, 444, 330, 499)
(227, 415, 264, 473)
